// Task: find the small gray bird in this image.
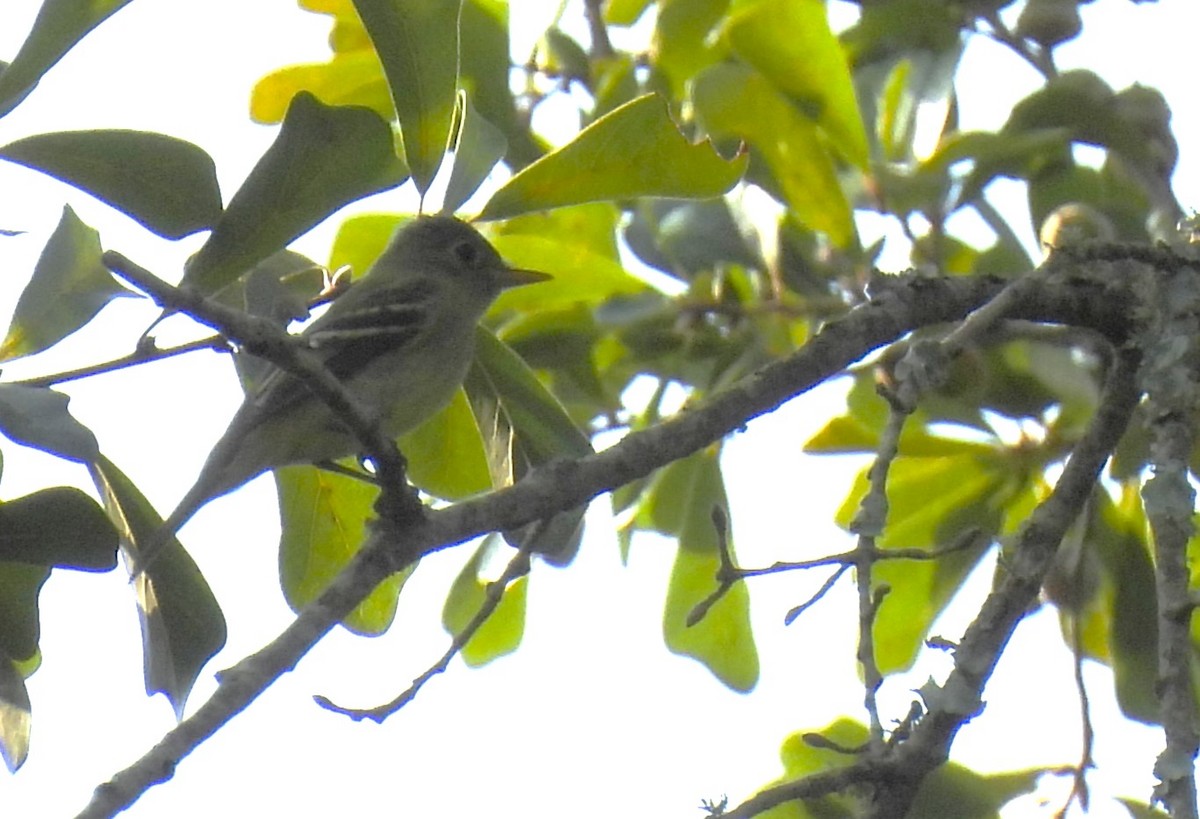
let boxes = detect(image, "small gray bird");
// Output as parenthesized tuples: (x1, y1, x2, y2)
(146, 215, 548, 563)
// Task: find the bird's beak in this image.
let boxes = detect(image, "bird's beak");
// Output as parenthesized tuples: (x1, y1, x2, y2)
(497, 266, 552, 289)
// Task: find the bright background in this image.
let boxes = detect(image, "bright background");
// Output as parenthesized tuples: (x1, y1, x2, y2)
(0, 1, 1195, 816)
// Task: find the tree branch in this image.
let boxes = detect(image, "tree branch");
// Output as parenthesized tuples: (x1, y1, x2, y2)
(102, 250, 415, 521)
(76, 267, 1138, 818)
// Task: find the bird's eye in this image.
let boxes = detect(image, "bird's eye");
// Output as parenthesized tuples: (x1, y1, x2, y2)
(453, 240, 480, 266)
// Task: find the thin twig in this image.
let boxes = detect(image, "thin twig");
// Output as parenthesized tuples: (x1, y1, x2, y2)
(784, 565, 851, 625)
(12, 336, 231, 388)
(978, 11, 1057, 79)
(583, 0, 613, 58)
(315, 541, 534, 721)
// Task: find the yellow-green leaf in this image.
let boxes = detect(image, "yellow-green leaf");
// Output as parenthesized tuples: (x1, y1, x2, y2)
(477, 95, 747, 221)
(400, 389, 492, 500)
(0, 652, 31, 772)
(723, 0, 869, 169)
(251, 51, 394, 124)
(351, 0, 461, 194)
(657, 451, 759, 692)
(835, 452, 1008, 672)
(442, 538, 527, 666)
(692, 64, 855, 246)
(277, 464, 411, 635)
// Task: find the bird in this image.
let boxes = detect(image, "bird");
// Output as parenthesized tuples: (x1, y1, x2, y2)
(141, 214, 549, 567)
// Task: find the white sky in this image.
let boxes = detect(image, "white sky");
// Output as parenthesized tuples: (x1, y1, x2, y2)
(0, 1, 1196, 817)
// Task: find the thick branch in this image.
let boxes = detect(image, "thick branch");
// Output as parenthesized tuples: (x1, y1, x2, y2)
(77, 270, 1136, 818)
(869, 346, 1143, 817)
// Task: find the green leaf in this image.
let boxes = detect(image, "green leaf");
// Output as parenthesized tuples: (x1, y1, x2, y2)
(477, 94, 748, 221)
(443, 91, 507, 214)
(470, 328, 593, 465)
(0, 206, 136, 363)
(758, 721, 1043, 819)
(0, 385, 98, 463)
(723, 0, 869, 169)
(400, 389, 492, 500)
(89, 456, 226, 715)
(277, 464, 412, 635)
(0, 650, 31, 772)
(1119, 797, 1173, 818)
(467, 327, 592, 563)
(251, 51, 395, 125)
(486, 232, 648, 314)
(492, 201, 622, 261)
(0, 488, 117, 571)
(351, 0, 461, 194)
(459, 0, 540, 168)
(803, 369, 995, 457)
(442, 537, 527, 666)
(754, 720, 864, 817)
(835, 451, 1006, 672)
(0, 131, 221, 238)
(605, 0, 654, 25)
(653, 450, 759, 692)
(908, 764, 1042, 817)
(328, 212, 407, 278)
(0, 562, 50, 665)
(692, 63, 855, 246)
(651, 0, 730, 97)
(930, 128, 1072, 207)
(1094, 486, 1159, 723)
(0, 0, 134, 117)
(185, 92, 408, 293)
(623, 198, 763, 279)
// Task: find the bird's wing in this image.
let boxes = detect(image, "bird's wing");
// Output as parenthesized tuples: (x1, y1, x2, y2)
(245, 279, 435, 418)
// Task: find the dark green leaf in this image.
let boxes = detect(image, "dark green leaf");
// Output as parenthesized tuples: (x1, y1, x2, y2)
(1094, 487, 1159, 723)
(467, 327, 592, 563)
(443, 91, 507, 214)
(0, 487, 117, 571)
(0, 385, 98, 463)
(185, 92, 408, 293)
(623, 199, 762, 279)
(277, 464, 412, 635)
(351, 0, 461, 193)
(478, 94, 747, 221)
(840, 0, 964, 66)
(89, 456, 226, 715)
(0, 206, 136, 362)
(459, 0, 541, 169)
(0, 0, 134, 117)
(0, 562, 50, 665)
(0, 131, 221, 238)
